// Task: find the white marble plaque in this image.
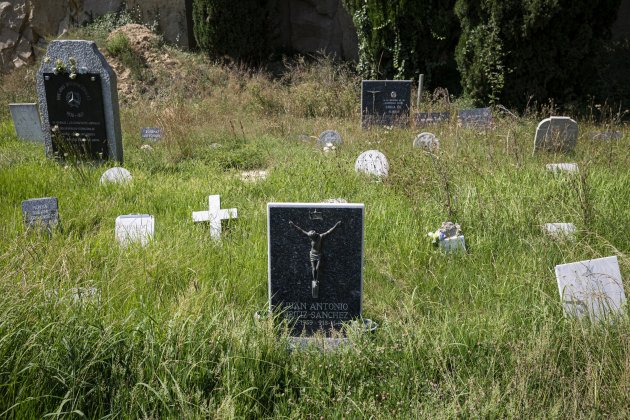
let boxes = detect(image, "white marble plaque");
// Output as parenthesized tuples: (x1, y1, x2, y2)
(9, 103, 44, 142)
(544, 223, 576, 239)
(440, 235, 466, 253)
(546, 163, 579, 173)
(115, 214, 154, 246)
(555, 256, 626, 321)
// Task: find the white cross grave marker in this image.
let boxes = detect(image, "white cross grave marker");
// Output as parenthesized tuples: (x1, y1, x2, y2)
(192, 195, 238, 240)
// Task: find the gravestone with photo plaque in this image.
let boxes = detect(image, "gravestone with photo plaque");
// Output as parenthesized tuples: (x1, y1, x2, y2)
(361, 80, 412, 128)
(22, 197, 59, 233)
(36, 40, 122, 163)
(9, 103, 44, 142)
(268, 203, 364, 338)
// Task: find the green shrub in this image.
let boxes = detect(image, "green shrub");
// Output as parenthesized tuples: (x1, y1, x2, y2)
(454, 0, 622, 107)
(192, 0, 269, 63)
(343, 0, 461, 93)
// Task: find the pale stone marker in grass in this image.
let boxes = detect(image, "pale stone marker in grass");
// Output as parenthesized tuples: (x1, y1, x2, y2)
(267, 202, 365, 340)
(555, 256, 626, 322)
(414, 111, 450, 126)
(100, 167, 132, 185)
(239, 170, 269, 182)
(9, 103, 44, 142)
(543, 223, 577, 240)
(546, 163, 579, 173)
(22, 197, 59, 233)
(37, 40, 122, 162)
(355, 150, 389, 178)
(534, 117, 578, 152)
(589, 131, 622, 140)
(192, 195, 237, 240)
(317, 130, 343, 147)
(428, 222, 466, 254)
(115, 214, 154, 247)
(413, 132, 439, 152)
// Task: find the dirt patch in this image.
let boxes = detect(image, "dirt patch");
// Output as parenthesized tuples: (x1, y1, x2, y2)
(106, 24, 182, 102)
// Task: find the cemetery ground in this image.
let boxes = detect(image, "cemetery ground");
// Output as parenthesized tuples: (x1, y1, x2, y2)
(1, 25, 630, 418)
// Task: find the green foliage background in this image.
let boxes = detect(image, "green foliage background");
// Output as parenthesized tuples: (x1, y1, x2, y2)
(192, 0, 269, 63)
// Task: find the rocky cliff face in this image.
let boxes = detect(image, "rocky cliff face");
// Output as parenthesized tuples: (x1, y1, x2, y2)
(0, 0, 191, 72)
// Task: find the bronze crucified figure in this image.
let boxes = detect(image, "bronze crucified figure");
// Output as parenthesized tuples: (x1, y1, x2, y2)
(289, 220, 341, 298)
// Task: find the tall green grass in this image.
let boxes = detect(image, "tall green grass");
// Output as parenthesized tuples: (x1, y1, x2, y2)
(1, 55, 629, 417)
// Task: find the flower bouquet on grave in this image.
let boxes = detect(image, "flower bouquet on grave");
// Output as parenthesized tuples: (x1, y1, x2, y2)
(427, 222, 465, 252)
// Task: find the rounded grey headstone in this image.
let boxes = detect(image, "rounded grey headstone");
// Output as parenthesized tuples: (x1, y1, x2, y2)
(355, 150, 389, 177)
(413, 132, 439, 151)
(100, 167, 132, 185)
(317, 130, 343, 147)
(534, 116, 578, 152)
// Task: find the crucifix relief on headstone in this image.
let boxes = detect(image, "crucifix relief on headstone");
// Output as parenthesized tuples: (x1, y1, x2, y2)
(192, 195, 238, 240)
(268, 203, 364, 337)
(361, 80, 412, 128)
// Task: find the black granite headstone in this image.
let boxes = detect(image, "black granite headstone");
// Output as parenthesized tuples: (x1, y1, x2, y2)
(414, 112, 451, 126)
(22, 197, 59, 232)
(268, 203, 364, 336)
(457, 107, 493, 129)
(43, 72, 109, 160)
(361, 80, 412, 128)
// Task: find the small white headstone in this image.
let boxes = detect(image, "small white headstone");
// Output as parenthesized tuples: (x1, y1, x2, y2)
(115, 214, 154, 246)
(544, 223, 576, 239)
(555, 256, 626, 321)
(546, 163, 579, 173)
(413, 132, 439, 151)
(534, 116, 578, 152)
(355, 150, 389, 177)
(317, 130, 343, 147)
(101, 167, 132, 185)
(9, 103, 44, 142)
(192, 195, 238, 240)
(322, 198, 348, 204)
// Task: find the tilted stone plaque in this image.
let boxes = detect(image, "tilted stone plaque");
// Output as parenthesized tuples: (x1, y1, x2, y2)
(22, 197, 59, 232)
(555, 256, 626, 322)
(414, 111, 450, 126)
(457, 107, 493, 129)
(9, 103, 44, 142)
(37, 40, 122, 163)
(268, 203, 364, 337)
(361, 80, 412, 128)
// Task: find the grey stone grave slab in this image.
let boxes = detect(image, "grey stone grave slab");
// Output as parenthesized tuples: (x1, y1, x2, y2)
(355, 150, 389, 177)
(457, 107, 493, 129)
(9, 103, 44, 142)
(555, 256, 626, 322)
(361, 80, 412, 128)
(413, 132, 439, 151)
(534, 117, 578, 152)
(268, 203, 364, 337)
(543, 223, 577, 240)
(546, 163, 579, 174)
(141, 127, 163, 140)
(317, 130, 343, 147)
(414, 111, 450, 126)
(22, 197, 59, 232)
(37, 40, 122, 163)
(589, 131, 622, 140)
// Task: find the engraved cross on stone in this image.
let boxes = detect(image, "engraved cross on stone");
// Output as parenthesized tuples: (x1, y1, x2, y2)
(192, 195, 237, 240)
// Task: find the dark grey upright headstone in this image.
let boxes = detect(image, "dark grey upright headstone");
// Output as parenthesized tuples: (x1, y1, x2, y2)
(36, 40, 123, 163)
(268, 203, 364, 337)
(22, 197, 59, 232)
(361, 80, 412, 128)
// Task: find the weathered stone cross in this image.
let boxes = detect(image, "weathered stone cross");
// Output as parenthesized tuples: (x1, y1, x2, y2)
(192, 195, 237, 240)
